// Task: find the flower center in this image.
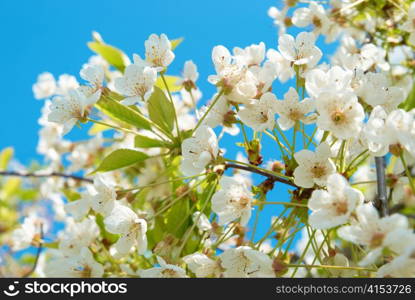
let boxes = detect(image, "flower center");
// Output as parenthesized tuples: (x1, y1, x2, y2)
(162, 268, 180, 278)
(312, 16, 322, 28)
(310, 164, 326, 178)
(333, 200, 348, 215)
(259, 111, 268, 123)
(288, 108, 302, 121)
(331, 111, 346, 125)
(230, 196, 251, 209)
(370, 232, 385, 248)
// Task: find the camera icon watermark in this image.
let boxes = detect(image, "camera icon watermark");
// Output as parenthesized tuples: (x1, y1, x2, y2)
(3, 281, 20, 297)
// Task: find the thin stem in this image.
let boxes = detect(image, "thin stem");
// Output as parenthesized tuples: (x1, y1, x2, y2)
(306, 127, 318, 148)
(224, 162, 296, 188)
(274, 126, 291, 149)
(255, 206, 289, 249)
(119, 173, 207, 192)
(160, 73, 182, 141)
(23, 223, 43, 278)
(264, 130, 289, 154)
(291, 229, 316, 277)
(177, 178, 217, 257)
(250, 208, 261, 243)
(193, 90, 224, 132)
(400, 153, 415, 194)
(345, 149, 369, 174)
(287, 264, 375, 272)
(0, 171, 93, 183)
(88, 118, 139, 136)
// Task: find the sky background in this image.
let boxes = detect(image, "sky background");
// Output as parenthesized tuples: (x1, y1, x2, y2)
(0, 0, 337, 244)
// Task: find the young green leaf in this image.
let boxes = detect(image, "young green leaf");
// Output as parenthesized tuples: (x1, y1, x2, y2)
(171, 38, 184, 50)
(134, 134, 168, 148)
(0, 147, 13, 171)
(93, 149, 149, 173)
(165, 197, 190, 237)
(147, 87, 176, 134)
(96, 94, 152, 130)
(155, 75, 182, 93)
(88, 41, 128, 72)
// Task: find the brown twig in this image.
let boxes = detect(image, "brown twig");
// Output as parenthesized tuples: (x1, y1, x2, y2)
(0, 171, 93, 183)
(224, 163, 297, 188)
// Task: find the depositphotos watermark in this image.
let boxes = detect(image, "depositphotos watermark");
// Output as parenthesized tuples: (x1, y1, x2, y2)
(2, 281, 128, 298)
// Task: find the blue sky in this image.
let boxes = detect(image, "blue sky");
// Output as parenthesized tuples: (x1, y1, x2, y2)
(0, 0, 337, 244)
(0, 0, 283, 164)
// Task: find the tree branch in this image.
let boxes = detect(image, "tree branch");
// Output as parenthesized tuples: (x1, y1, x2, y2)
(0, 171, 93, 183)
(224, 163, 297, 188)
(375, 156, 388, 216)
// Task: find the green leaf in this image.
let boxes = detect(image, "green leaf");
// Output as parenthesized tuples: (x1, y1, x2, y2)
(171, 38, 184, 50)
(62, 189, 81, 202)
(134, 134, 167, 148)
(0, 147, 13, 171)
(0, 178, 21, 201)
(96, 214, 119, 244)
(93, 149, 149, 173)
(165, 197, 190, 237)
(147, 87, 175, 133)
(88, 41, 128, 72)
(401, 80, 415, 111)
(96, 93, 151, 130)
(88, 122, 111, 135)
(155, 75, 182, 93)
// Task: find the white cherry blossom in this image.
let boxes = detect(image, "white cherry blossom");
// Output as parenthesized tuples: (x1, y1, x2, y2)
(33, 72, 57, 99)
(274, 87, 316, 130)
(139, 257, 187, 278)
(79, 65, 105, 102)
(316, 91, 364, 139)
(401, 2, 415, 45)
(238, 92, 277, 132)
(183, 253, 222, 277)
(278, 32, 322, 73)
(293, 142, 336, 188)
(219, 246, 274, 278)
(308, 173, 363, 229)
(104, 204, 148, 256)
(338, 203, 415, 266)
(180, 126, 218, 176)
(115, 64, 157, 105)
(211, 176, 253, 226)
(48, 89, 97, 134)
(292, 2, 330, 36)
(45, 247, 104, 278)
(133, 33, 175, 70)
(305, 66, 352, 98)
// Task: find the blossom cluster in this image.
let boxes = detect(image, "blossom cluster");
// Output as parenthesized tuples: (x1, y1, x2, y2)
(2, 0, 415, 278)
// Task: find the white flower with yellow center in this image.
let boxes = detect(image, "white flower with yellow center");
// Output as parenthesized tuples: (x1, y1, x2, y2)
(139, 257, 187, 278)
(219, 246, 274, 278)
(238, 92, 277, 132)
(104, 204, 148, 256)
(274, 87, 315, 130)
(338, 203, 415, 266)
(211, 176, 253, 226)
(308, 173, 363, 229)
(48, 89, 97, 134)
(293, 142, 336, 188)
(316, 91, 364, 139)
(133, 33, 175, 70)
(115, 64, 157, 105)
(180, 125, 218, 176)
